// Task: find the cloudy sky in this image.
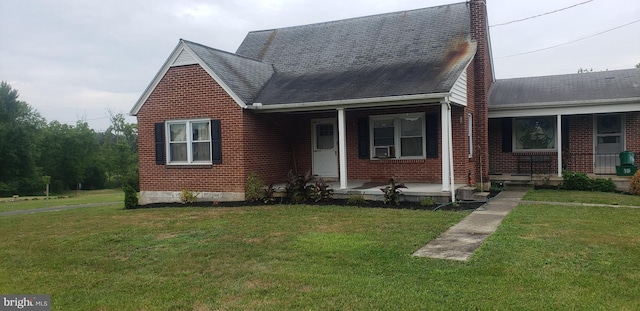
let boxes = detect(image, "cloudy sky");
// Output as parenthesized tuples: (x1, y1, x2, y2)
(1, 0, 639, 131)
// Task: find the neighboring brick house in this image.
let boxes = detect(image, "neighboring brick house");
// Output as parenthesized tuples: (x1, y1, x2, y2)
(130, 1, 493, 204)
(488, 69, 640, 177)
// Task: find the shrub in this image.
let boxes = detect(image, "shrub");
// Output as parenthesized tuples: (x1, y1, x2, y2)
(245, 172, 264, 202)
(592, 178, 616, 192)
(561, 171, 616, 192)
(286, 170, 313, 204)
(380, 178, 407, 206)
(180, 189, 198, 204)
(561, 171, 592, 191)
(346, 195, 366, 206)
(630, 169, 640, 195)
(262, 184, 277, 204)
(309, 179, 333, 202)
(123, 184, 138, 209)
(420, 197, 436, 207)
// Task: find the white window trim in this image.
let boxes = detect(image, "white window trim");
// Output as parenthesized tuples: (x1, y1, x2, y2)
(166, 119, 212, 165)
(512, 116, 557, 152)
(369, 113, 426, 159)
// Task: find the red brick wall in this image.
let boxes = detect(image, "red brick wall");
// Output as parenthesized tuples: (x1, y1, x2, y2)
(489, 113, 639, 174)
(470, 0, 493, 183)
(626, 111, 640, 157)
(137, 65, 246, 193)
(242, 112, 297, 186)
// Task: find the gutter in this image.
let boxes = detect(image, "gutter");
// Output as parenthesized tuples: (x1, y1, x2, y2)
(490, 97, 640, 111)
(244, 92, 451, 112)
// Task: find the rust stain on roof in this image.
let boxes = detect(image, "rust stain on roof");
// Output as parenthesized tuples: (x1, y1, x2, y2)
(258, 30, 278, 60)
(442, 36, 474, 74)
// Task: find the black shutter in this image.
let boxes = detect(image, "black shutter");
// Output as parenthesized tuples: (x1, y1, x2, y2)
(501, 118, 513, 153)
(561, 115, 569, 150)
(211, 119, 222, 164)
(426, 114, 438, 158)
(357, 117, 369, 159)
(154, 123, 165, 165)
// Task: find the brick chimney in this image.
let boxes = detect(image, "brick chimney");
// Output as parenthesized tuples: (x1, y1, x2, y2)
(469, 0, 493, 185)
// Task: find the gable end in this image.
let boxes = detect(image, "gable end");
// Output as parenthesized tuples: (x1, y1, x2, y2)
(130, 41, 247, 116)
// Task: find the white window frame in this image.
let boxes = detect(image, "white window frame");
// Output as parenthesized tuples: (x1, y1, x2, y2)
(468, 113, 473, 158)
(370, 113, 426, 159)
(512, 116, 557, 152)
(166, 119, 212, 165)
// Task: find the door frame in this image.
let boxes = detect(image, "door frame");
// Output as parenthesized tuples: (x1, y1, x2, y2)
(311, 118, 339, 178)
(593, 113, 625, 173)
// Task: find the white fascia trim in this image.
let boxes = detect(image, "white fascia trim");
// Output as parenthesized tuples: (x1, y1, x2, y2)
(489, 98, 640, 118)
(130, 41, 246, 116)
(245, 93, 451, 113)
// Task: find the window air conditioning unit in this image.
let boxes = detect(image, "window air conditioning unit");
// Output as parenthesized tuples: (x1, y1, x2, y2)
(374, 146, 392, 158)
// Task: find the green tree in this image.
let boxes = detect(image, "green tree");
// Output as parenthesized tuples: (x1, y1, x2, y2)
(636, 63, 640, 69)
(39, 121, 105, 191)
(0, 81, 46, 195)
(100, 110, 138, 190)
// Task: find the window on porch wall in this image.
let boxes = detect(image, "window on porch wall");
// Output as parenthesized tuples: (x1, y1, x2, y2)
(371, 113, 425, 159)
(513, 116, 556, 152)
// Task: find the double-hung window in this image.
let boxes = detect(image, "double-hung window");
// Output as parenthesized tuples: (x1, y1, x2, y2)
(371, 113, 425, 159)
(166, 119, 212, 164)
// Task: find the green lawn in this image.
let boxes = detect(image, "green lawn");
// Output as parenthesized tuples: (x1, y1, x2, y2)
(0, 189, 123, 212)
(524, 189, 640, 206)
(1, 200, 639, 310)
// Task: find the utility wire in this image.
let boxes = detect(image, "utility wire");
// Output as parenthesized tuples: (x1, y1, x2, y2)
(490, 0, 594, 27)
(495, 18, 640, 59)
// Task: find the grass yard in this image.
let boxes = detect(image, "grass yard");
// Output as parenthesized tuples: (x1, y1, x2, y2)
(1, 200, 639, 310)
(0, 189, 123, 213)
(524, 189, 640, 206)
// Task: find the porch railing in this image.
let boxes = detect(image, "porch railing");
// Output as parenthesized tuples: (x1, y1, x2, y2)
(564, 153, 620, 175)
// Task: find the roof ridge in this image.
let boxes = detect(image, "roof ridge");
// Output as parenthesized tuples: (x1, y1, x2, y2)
(180, 38, 270, 65)
(245, 2, 468, 35)
(495, 68, 640, 81)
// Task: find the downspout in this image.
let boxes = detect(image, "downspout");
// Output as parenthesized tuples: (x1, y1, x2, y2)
(446, 98, 456, 202)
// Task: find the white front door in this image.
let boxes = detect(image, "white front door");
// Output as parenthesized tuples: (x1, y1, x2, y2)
(312, 119, 338, 177)
(594, 114, 624, 174)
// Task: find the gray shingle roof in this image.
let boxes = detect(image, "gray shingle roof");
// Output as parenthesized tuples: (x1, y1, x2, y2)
(489, 68, 640, 108)
(231, 2, 475, 105)
(183, 40, 274, 104)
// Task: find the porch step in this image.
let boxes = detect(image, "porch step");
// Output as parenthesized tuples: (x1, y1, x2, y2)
(503, 180, 534, 189)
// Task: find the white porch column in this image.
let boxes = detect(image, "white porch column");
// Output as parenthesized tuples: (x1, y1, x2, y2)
(557, 114, 562, 177)
(441, 102, 451, 192)
(337, 108, 348, 189)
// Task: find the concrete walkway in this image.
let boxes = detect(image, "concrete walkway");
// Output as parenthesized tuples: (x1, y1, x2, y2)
(0, 202, 120, 216)
(413, 189, 528, 261)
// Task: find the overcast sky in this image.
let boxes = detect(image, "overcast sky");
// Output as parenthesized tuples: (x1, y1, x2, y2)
(1, 0, 639, 131)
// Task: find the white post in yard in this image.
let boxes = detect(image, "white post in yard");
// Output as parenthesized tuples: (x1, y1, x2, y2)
(441, 102, 450, 192)
(338, 108, 348, 189)
(557, 114, 562, 177)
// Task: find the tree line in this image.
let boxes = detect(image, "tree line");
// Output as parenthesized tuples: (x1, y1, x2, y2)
(0, 81, 138, 196)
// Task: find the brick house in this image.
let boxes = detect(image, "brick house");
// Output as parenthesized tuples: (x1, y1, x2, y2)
(131, 0, 639, 205)
(488, 69, 640, 177)
(130, 1, 493, 204)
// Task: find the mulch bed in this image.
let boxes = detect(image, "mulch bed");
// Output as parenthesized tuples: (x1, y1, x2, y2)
(134, 198, 486, 211)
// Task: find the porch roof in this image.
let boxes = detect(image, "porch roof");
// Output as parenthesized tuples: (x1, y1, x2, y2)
(488, 68, 640, 117)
